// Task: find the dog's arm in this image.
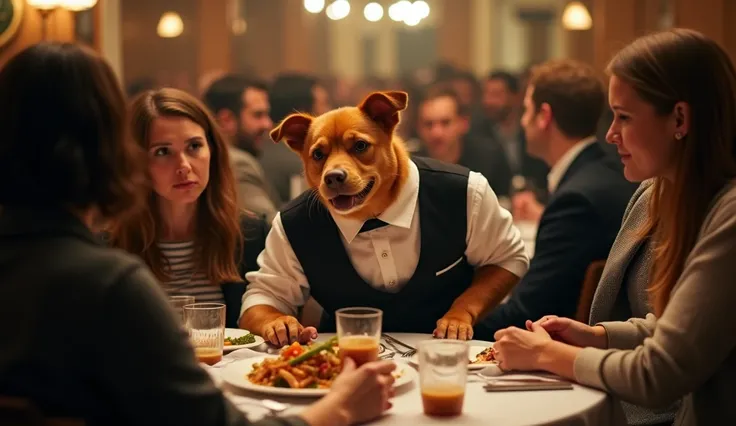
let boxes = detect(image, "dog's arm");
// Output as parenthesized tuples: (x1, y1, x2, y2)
(447, 265, 520, 322)
(239, 305, 287, 334)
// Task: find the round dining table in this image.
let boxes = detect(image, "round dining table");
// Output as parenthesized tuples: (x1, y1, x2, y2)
(211, 333, 625, 426)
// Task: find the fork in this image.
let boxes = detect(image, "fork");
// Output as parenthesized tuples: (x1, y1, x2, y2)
(382, 334, 416, 357)
(401, 348, 417, 358)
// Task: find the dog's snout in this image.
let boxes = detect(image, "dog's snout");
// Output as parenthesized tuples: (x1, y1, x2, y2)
(324, 168, 347, 189)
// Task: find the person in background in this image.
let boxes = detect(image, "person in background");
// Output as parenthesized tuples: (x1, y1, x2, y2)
(493, 29, 736, 426)
(414, 84, 512, 197)
(203, 75, 280, 220)
(261, 73, 331, 203)
(474, 59, 637, 338)
(110, 88, 270, 329)
(476, 70, 550, 199)
(0, 41, 396, 426)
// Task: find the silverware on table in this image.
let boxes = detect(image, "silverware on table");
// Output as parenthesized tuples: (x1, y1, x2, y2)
(229, 395, 290, 416)
(382, 334, 416, 358)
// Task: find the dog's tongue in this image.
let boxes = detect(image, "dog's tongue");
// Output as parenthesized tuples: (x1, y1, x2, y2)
(331, 195, 355, 211)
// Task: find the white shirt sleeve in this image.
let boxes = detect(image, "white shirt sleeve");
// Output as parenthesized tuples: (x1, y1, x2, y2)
(240, 212, 310, 318)
(465, 171, 530, 277)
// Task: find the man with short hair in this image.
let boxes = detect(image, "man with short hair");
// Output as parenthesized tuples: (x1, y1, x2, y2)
(475, 59, 638, 337)
(415, 85, 512, 197)
(203, 75, 281, 220)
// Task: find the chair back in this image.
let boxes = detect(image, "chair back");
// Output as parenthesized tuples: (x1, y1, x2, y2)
(576, 260, 607, 324)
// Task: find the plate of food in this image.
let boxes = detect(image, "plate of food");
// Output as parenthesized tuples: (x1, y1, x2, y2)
(221, 337, 416, 397)
(409, 343, 498, 370)
(223, 328, 264, 352)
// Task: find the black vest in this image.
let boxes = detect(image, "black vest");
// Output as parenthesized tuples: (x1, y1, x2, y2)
(280, 157, 474, 333)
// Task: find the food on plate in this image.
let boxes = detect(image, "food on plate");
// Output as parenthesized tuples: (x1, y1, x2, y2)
(470, 346, 498, 364)
(224, 333, 256, 346)
(247, 337, 340, 389)
(247, 336, 404, 390)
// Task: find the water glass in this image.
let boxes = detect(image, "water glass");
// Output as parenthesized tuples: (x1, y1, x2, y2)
(418, 340, 469, 417)
(169, 295, 195, 325)
(335, 307, 382, 366)
(184, 303, 225, 366)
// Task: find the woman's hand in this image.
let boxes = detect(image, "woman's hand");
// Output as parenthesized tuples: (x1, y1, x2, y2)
(301, 358, 396, 426)
(493, 322, 553, 371)
(529, 316, 608, 349)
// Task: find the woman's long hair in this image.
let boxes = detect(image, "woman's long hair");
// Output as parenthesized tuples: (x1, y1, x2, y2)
(607, 29, 736, 315)
(110, 88, 242, 284)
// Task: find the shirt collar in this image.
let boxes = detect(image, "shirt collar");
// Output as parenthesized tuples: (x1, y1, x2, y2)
(547, 136, 596, 193)
(331, 160, 420, 244)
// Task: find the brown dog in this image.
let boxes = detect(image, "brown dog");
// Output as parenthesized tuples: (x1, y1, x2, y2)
(270, 91, 410, 221)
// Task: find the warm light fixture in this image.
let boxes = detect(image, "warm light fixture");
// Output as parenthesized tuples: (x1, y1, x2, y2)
(388, 0, 411, 22)
(326, 0, 350, 20)
(26, 0, 60, 10)
(304, 0, 325, 14)
(157, 11, 184, 38)
(562, 1, 592, 30)
(364, 2, 383, 22)
(411, 0, 429, 19)
(59, 0, 97, 11)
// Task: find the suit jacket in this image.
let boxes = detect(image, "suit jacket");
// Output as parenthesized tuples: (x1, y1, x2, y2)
(413, 136, 513, 197)
(229, 147, 281, 222)
(588, 180, 678, 425)
(475, 143, 638, 339)
(258, 141, 305, 204)
(222, 212, 269, 328)
(0, 207, 306, 426)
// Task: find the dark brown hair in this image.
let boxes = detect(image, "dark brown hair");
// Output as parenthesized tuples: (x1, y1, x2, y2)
(419, 84, 468, 117)
(110, 88, 243, 283)
(528, 59, 605, 139)
(608, 28, 736, 315)
(0, 42, 146, 219)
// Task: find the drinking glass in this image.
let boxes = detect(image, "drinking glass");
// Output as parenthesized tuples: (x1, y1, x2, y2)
(335, 307, 382, 367)
(418, 340, 469, 417)
(169, 295, 195, 325)
(184, 303, 226, 366)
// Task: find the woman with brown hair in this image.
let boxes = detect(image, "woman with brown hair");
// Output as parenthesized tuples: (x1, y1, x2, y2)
(110, 88, 273, 329)
(0, 42, 396, 426)
(490, 28, 736, 425)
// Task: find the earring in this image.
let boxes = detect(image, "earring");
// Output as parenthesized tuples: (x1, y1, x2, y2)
(675, 132, 684, 140)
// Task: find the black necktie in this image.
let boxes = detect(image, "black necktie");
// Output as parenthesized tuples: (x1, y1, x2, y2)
(359, 218, 389, 233)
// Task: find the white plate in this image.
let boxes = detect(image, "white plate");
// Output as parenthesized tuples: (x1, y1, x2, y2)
(409, 343, 497, 371)
(224, 328, 265, 352)
(221, 355, 417, 397)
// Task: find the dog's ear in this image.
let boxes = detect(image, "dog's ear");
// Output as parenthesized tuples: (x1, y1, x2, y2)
(358, 91, 408, 134)
(270, 113, 313, 153)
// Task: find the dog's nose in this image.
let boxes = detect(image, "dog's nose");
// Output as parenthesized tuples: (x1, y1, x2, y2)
(324, 168, 347, 189)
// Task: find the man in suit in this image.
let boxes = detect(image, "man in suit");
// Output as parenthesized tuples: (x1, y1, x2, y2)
(203, 75, 281, 221)
(413, 84, 512, 197)
(472, 70, 550, 199)
(475, 59, 638, 339)
(260, 73, 332, 203)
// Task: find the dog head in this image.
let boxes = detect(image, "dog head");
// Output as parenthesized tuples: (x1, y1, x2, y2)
(270, 91, 409, 220)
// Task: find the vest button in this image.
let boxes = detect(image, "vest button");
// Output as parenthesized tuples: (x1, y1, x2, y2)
(389, 280, 395, 286)
(381, 251, 389, 258)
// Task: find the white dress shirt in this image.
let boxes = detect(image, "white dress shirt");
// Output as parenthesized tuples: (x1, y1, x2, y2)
(546, 136, 597, 193)
(241, 161, 530, 317)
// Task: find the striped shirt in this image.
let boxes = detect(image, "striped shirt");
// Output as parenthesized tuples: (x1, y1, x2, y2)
(158, 240, 225, 304)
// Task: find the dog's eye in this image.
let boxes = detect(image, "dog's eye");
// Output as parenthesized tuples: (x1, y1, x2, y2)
(354, 140, 368, 153)
(312, 149, 325, 161)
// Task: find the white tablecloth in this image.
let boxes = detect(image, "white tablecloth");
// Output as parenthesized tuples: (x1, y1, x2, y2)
(208, 333, 625, 426)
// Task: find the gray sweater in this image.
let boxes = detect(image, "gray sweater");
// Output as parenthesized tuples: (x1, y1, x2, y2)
(576, 181, 736, 426)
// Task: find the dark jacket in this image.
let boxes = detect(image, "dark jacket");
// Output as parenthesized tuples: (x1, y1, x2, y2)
(475, 143, 638, 338)
(0, 207, 305, 426)
(223, 212, 269, 328)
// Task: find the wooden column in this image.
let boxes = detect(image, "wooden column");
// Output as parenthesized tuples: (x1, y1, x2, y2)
(197, 0, 231, 81)
(672, 0, 736, 61)
(592, 0, 654, 74)
(437, 0, 472, 69)
(281, 0, 317, 74)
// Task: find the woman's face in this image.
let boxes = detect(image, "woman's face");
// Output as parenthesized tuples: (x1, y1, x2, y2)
(606, 76, 685, 182)
(147, 116, 211, 207)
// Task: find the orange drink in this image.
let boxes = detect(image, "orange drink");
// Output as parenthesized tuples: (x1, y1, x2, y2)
(418, 340, 469, 417)
(195, 347, 223, 366)
(339, 335, 380, 367)
(184, 303, 225, 366)
(421, 385, 465, 416)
